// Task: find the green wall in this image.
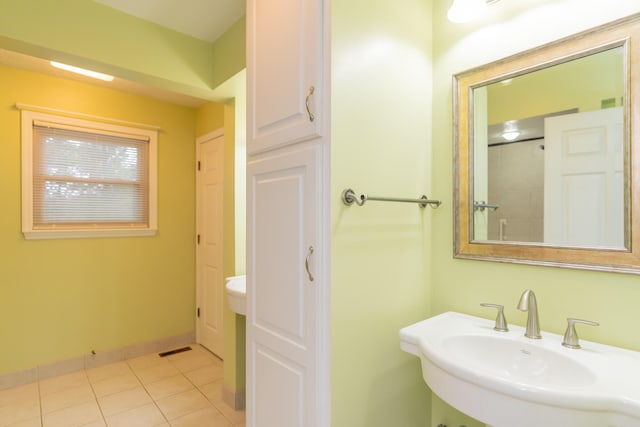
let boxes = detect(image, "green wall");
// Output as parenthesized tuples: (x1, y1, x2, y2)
(331, 0, 433, 425)
(0, 64, 198, 374)
(487, 47, 624, 124)
(0, 0, 247, 396)
(0, 0, 246, 101)
(431, 1, 640, 426)
(211, 17, 247, 90)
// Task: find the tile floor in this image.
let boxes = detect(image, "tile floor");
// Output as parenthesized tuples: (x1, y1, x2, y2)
(0, 345, 245, 427)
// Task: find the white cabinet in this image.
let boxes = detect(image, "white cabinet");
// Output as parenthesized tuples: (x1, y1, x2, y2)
(246, 143, 325, 426)
(246, 0, 324, 154)
(247, 0, 329, 424)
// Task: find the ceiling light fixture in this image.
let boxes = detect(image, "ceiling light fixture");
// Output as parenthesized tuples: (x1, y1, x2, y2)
(448, 0, 499, 23)
(502, 120, 520, 141)
(50, 61, 114, 82)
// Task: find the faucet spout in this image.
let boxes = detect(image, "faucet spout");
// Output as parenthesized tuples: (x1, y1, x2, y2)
(517, 289, 541, 339)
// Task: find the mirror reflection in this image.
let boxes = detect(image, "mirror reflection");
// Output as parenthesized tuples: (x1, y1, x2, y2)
(472, 46, 627, 249)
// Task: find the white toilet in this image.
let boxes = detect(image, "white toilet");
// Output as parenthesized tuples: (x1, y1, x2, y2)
(225, 275, 246, 315)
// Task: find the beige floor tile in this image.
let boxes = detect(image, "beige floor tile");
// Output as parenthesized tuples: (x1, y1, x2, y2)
(197, 381, 222, 404)
(41, 383, 95, 414)
(0, 383, 40, 426)
(133, 361, 180, 385)
(0, 383, 39, 407)
(155, 389, 211, 421)
(167, 350, 218, 374)
(1, 345, 241, 427)
(91, 374, 141, 398)
(39, 371, 89, 397)
(212, 402, 245, 426)
(5, 416, 42, 427)
(97, 386, 152, 417)
(169, 406, 233, 427)
(144, 375, 194, 401)
(86, 362, 132, 384)
(198, 381, 245, 426)
(0, 402, 41, 427)
(165, 345, 210, 362)
(184, 364, 223, 387)
(126, 353, 165, 372)
(42, 400, 102, 427)
(104, 403, 167, 427)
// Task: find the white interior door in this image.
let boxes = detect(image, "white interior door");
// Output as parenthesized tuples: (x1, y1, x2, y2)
(544, 107, 624, 247)
(196, 131, 224, 357)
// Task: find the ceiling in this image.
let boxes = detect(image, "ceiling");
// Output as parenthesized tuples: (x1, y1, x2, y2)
(94, 0, 245, 43)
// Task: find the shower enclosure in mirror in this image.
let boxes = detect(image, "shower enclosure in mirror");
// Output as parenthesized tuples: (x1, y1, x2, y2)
(454, 14, 640, 273)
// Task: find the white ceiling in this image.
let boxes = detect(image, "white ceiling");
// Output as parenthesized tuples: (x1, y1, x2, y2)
(94, 0, 245, 43)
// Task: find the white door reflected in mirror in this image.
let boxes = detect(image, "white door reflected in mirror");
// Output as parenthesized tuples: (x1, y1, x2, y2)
(544, 107, 624, 248)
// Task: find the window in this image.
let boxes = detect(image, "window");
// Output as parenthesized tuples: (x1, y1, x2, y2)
(21, 111, 157, 239)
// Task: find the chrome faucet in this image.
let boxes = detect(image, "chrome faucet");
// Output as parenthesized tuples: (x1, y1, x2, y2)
(517, 289, 541, 339)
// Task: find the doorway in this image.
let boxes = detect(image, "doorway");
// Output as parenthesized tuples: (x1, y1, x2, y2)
(196, 129, 225, 357)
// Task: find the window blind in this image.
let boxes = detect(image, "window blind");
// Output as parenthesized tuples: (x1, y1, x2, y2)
(32, 124, 150, 228)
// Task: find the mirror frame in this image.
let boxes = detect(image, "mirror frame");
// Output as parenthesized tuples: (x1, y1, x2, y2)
(453, 13, 640, 274)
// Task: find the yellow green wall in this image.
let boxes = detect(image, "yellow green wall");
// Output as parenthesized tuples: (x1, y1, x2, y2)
(487, 47, 624, 124)
(211, 17, 247, 90)
(0, 0, 247, 397)
(331, 0, 433, 425)
(0, 0, 246, 102)
(0, 64, 197, 374)
(431, 2, 640, 426)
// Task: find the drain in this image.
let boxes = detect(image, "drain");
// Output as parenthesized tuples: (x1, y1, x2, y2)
(158, 346, 192, 357)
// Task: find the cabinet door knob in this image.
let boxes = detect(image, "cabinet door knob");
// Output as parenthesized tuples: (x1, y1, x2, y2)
(305, 245, 315, 282)
(305, 86, 315, 122)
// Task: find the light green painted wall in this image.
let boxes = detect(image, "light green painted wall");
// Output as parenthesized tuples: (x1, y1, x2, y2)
(0, 0, 216, 99)
(487, 47, 624, 124)
(0, 1, 246, 102)
(431, 2, 640, 425)
(331, 0, 433, 425)
(0, 64, 196, 375)
(211, 17, 247, 90)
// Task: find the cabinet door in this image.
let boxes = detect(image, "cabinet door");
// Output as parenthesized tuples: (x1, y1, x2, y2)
(246, 143, 322, 426)
(247, 0, 324, 154)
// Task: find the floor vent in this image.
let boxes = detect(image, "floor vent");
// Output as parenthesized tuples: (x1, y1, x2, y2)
(158, 346, 192, 357)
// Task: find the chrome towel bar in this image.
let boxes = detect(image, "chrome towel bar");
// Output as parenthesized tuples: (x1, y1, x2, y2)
(341, 188, 441, 209)
(473, 201, 499, 211)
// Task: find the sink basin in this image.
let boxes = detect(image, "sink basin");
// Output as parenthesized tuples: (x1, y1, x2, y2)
(225, 275, 246, 315)
(400, 312, 640, 427)
(443, 335, 596, 388)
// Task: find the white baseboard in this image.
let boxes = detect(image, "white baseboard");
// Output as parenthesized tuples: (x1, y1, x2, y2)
(222, 383, 246, 410)
(0, 331, 195, 391)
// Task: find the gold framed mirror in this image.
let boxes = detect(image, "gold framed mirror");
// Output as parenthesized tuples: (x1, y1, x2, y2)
(453, 13, 640, 273)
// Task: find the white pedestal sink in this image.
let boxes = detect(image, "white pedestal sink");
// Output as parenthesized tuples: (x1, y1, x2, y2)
(225, 275, 246, 315)
(400, 312, 640, 427)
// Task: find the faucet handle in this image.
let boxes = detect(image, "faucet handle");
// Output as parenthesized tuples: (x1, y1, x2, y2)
(480, 303, 509, 332)
(562, 318, 599, 349)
